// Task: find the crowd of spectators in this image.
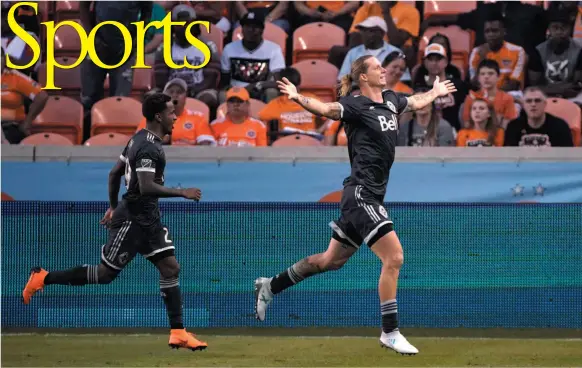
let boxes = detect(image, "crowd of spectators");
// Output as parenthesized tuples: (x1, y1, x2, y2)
(1, 1, 581, 147)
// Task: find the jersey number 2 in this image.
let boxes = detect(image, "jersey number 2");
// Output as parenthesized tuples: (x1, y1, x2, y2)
(163, 227, 172, 243)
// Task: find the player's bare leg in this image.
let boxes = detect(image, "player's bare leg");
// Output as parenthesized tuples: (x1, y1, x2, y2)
(23, 264, 119, 304)
(370, 231, 418, 355)
(154, 256, 207, 351)
(255, 238, 357, 321)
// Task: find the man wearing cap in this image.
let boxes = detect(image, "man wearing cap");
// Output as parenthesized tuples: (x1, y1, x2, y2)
(136, 79, 215, 146)
(337, 16, 407, 82)
(220, 11, 285, 104)
(211, 87, 267, 147)
(528, 9, 582, 99)
(413, 43, 468, 131)
(155, 5, 220, 115)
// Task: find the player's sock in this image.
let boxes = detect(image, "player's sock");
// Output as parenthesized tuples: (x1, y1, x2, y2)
(270, 259, 322, 294)
(160, 277, 184, 330)
(44, 265, 98, 286)
(381, 299, 399, 333)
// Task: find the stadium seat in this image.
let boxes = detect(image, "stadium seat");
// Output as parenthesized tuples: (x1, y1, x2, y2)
(200, 23, 224, 55)
(85, 133, 130, 146)
(419, 26, 474, 66)
(424, 1, 476, 19)
(216, 99, 266, 119)
(292, 59, 339, 103)
(232, 22, 288, 56)
(91, 97, 143, 136)
(20, 132, 74, 146)
(54, 19, 82, 58)
(104, 68, 153, 99)
(185, 98, 210, 121)
(545, 98, 582, 147)
(271, 134, 323, 147)
(292, 22, 346, 64)
(318, 190, 342, 203)
(55, 1, 80, 22)
(31, 96, 84, 144)
(38, 57, 82, 100)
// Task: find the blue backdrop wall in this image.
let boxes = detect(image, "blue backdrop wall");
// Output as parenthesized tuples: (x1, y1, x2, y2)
(3, 161, 582, 202)
(3, 202, 581, 329)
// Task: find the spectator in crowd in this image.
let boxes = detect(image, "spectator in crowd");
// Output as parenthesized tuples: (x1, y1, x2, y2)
(211, 86, 267, 146)
(397, 88, 455, 147)
(411, 33, 462, 83)
(528, 10, 582, 99)
(79, 1, 152, 140)
(1, 2, 40, 76)
(258, 67, 325, 141)
(413, 43, 468, 131)
(383, 51, 413, 94)
(143, 2, 166, 56)
(136, 80, 215, 146)
(504, 87, 574, 147)
(547, 1, 579, 33)
(0, 47, 48, 144)
(462, 59, 519, 129)
(421, 1, 547, 55)
(329, 1, 419, 69)
(323, 120, 346, 146)
(155, 5, 220, 114)
(337, 16, 405, 81)
(293, 1, 360, 34)
(468, 12, 526, 92)
(457, 99, 504, 147)
(220, 11, 285, 103)
(187, 1, 232, 33)
(233, 2, 290, 33)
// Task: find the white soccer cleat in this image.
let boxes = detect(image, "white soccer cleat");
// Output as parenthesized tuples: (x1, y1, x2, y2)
(254, 277, 273, 322)
(379, 330, 419, 355)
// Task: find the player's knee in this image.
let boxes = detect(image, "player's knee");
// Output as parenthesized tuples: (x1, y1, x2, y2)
(320, 256, 348, 271)
(160, 262, 180, 279)
(97, 265, 119, 284)
(383, 251, 404, 270)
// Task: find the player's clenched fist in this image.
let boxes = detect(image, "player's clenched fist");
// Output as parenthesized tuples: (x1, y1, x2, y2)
(182, 188, 202, 201)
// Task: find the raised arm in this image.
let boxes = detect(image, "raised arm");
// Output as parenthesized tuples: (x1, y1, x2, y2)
(277, 78, 343, 120)
(404, 77, 457, 112)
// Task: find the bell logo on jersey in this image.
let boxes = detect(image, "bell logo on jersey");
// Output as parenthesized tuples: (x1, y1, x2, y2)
(378, 115, 397, 132)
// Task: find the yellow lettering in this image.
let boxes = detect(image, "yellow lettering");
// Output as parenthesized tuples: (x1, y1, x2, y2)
(132, 20, 163, 68)
(184, 21, 212, 69)
(5, 2, 41, 70)
(42, 20, 88, 90)
(87, 21, 132, 69)
(160, 13, 187, 69)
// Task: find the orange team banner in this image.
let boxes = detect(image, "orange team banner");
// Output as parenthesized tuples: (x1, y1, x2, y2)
(5, 2, 212, 90)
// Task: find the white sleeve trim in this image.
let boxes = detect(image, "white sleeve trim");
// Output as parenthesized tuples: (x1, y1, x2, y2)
(135, 167, 156, 173)
(119, 155, 126, 162)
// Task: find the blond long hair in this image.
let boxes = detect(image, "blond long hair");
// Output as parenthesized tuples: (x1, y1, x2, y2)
(338, 55, 374, 97)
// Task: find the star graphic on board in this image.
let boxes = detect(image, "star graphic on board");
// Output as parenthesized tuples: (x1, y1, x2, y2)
(533, 183, 546, 196)
(511, 184, 525, 196)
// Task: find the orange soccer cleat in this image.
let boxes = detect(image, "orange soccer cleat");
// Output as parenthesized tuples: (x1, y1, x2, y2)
(168, 329, 208, 351)
(22, 267, 48, 304)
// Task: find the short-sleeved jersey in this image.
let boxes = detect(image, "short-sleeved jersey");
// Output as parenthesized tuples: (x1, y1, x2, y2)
(120, 129, 166, 226)
(338, 90, 408, 198)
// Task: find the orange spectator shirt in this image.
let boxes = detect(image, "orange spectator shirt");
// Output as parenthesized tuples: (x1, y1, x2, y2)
(575, 7, 582, 41)
(461, 90, 518, 125)
(324, 120, 347, 146)
(349, 2, 420, 46)
(136, 110, 215, 146)
(258, 93, 321, 131)
(306, 1, 345, 12)
(392, 81, 413, 94)
(1, 69, 43, 121)
(211, 116, 267, 146)
(469, 41, 526, 88)
(456, 128, 504, 147)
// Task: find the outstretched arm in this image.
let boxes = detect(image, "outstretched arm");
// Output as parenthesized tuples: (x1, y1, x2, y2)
(277, 78, 343, 120)
(404, 77, 457, 112)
